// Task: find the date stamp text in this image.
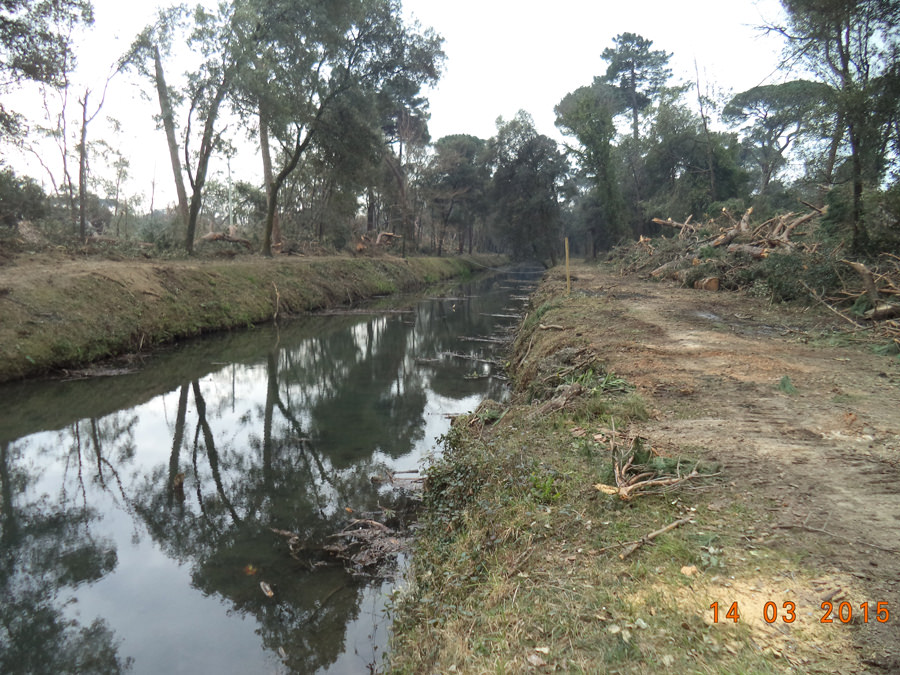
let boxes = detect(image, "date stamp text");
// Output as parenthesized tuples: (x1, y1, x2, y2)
(709, 601, 890, 624)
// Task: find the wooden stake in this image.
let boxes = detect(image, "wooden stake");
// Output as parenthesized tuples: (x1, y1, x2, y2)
(565, 237, 571, 295)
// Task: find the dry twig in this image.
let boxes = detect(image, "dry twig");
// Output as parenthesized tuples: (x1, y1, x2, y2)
(619, 517, 694, 559)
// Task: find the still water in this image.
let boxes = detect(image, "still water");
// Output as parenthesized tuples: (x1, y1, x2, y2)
(0, 267, 541, 674)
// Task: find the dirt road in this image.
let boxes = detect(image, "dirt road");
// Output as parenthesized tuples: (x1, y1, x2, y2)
(564, 265, 900, 670)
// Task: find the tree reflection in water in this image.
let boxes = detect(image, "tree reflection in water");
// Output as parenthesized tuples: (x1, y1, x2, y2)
(0, 269, 540, 672)
(0, 435, 132, 673)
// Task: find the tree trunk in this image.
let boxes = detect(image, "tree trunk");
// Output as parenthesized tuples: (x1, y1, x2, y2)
(185, 78, 229, 254)
(366, 187, 377, 232)
(629, 67, 640, 142)
(259, 104, 282, 250)
(848, 121, 866, 252)
(78, 90, 89, 241)
(695, 62, 716, 201)
(263, 125, 313, 256)
(167, 383, 189, 507)
(437, 200, 454, 257)
(824, 112, 844, 185)
(153, 45, 190, 237)
(385, 151, 412, 258)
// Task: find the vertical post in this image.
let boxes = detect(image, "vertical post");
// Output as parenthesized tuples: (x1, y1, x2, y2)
(565, 237, 571, 295)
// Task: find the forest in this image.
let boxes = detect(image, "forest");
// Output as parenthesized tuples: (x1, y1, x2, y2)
(1, 0, 898, 275)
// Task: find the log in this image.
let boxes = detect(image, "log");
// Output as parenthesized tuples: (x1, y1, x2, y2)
(738, 206, 753, 232)
(693, 277, 720, 291)
(727, 243, 769, 259)
(799, 200, 826, 215)
(651, 216, 692, 229)
(375, 232, 401, 246)
(651, 257, 688, 278)
(710, 227, 740, 248)
(200, 231, 252, 249)
(866, 304, 900, 321)
(780, 210, 819, 241)
(842, 260, 880, 308)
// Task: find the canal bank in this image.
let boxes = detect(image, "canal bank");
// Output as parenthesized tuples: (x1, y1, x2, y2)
(0, 253, 504, 382)
(388, 263, 900, 673)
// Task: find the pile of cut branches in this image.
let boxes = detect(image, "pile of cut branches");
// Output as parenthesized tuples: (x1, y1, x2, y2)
(647, 205, 824, 280)
(616, 206, 900, 345)
(592, 425, 718, 501)
(817, 254, 900, 344)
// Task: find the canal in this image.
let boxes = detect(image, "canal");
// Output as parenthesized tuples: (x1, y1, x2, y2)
(0, 266, 541, 674)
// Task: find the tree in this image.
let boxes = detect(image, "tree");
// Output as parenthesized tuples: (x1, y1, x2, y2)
(424, 134, 487, 256)
(600, 32, 673, 142)
(129, 4, 250, 253)
(75, 62, 126, 240)
(0, 0, 93, 138)
(381, 105, 431, 255)
(642, 100, 748, 218)
(238, 0, 443, 256)
(770, 0, 900, 250)
(488, 112, 568, 264)
(555, 80, 627, 256)
(0, 168, 46, 227)
(724, 80, 834, 193)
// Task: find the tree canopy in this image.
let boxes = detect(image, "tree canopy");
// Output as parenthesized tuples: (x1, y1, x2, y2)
(0, 0, 93, 138)
(2, 2, 898, 260)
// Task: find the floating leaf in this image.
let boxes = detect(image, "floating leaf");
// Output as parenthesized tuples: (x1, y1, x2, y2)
(243, 564, 258, 576)
(260, 581, 274, 598)
(345, 507, 354, 513)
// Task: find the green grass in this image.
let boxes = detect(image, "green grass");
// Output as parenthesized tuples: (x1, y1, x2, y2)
(0, 254, 504, 382)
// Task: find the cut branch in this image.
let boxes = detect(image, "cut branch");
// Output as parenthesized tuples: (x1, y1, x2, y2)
(619, 517, 693, 559)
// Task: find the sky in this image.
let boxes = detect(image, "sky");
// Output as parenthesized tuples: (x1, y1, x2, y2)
(402, 0, 787, 142)
(15, 0, 789, 208)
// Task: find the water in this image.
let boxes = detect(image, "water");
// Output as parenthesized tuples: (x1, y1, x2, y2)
(0, 266, 541, 674)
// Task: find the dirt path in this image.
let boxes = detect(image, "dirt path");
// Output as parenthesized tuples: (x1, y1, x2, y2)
(565, 265, 900, 669)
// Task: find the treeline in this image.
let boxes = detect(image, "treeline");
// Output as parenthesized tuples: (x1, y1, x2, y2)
(1, 0, 898, 260)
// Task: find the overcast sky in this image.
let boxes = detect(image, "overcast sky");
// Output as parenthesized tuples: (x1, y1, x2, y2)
(402, 0, 787, 142)
(24, 0, 789, 206)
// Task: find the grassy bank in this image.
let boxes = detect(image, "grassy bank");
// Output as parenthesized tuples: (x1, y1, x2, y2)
(0, 253, 501, 382)
(387, 266, 864, 674)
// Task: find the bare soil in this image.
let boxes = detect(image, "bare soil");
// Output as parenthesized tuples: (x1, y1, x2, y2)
(558, 264, 900, 670)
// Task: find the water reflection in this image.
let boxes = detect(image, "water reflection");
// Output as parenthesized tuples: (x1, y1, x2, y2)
(0, 267, 540, 673)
